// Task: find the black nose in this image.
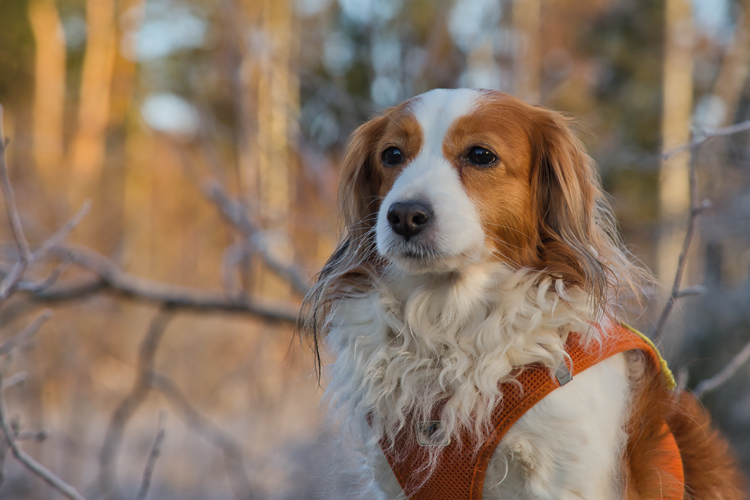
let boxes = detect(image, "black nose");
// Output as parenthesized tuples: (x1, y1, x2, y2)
(387, 201, 433, 240)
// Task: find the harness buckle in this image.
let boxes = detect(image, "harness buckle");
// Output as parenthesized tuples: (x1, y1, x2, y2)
(416, 421, 450, 447)
(555, 364, 573, 386)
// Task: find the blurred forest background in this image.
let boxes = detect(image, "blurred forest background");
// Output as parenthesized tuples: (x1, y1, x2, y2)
(0, 0, 749, 498)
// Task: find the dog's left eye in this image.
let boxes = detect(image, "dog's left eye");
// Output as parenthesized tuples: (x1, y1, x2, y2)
(467, 147, 497, 166)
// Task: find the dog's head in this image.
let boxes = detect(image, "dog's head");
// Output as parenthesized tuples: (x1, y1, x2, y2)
(302, 89, 644, 346)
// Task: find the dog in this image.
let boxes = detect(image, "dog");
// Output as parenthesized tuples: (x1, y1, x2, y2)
(300, 88, 746, 499)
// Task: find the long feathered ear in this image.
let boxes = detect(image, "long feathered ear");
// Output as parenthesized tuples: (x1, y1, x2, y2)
(529, 108, 646, 310)
(298, 112, 390, 378)
(337, 113, 390, 260)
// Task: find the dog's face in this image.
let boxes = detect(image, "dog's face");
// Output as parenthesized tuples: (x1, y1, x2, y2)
(338, 88, 608, 288)
(372, 89, 539, 274)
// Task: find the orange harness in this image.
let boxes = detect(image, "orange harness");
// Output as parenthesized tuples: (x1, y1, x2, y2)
(379, 323, 684, 500)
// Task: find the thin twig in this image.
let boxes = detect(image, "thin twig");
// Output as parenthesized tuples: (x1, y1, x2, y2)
(16, 429, 48, 442)
(662, 119, 750, 159)
(651, 138, 709, 342)
(0, 113, 90, 303)
(0, 436, 9, 492)
(0, 105, 31, 264)
(1, 371, 26, 389)
(97, 310, 174, 500)
(221, 244, 245, 299)
(26, 280, 106, 302)
(149, 372, 256, 500)
(134, 412, 167, 500)
(693, 338, 750, 399)
(0, 106, 30, 302)
(18, 258, 71, 293)
(0, 309, 53, 356)
(674, 285, 706, 299)
(202, 180, 310, 296)
(0, 371, 87, 500)
(97, 306, 256, 500)
(652, 120, 750, 340)
(0, 261, 26, 302)
(30, 200, 92, 262)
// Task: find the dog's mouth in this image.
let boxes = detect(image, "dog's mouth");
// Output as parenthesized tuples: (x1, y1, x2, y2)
(401, 248, 426, 259)
(379, 238, 481, 274)
(384, 240, 434, 259)
(379, 239, 439, 270)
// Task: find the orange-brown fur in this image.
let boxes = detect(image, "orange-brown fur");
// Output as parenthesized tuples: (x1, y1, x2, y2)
(445, 103, 537, 267)
(624, 352, 746, 499)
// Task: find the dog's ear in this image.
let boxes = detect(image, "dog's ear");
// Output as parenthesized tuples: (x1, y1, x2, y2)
(299, 113, 390, 378)
(338, 112, 390, 257)
(301, 111, 390, 312)
(529, 109, 610, 298)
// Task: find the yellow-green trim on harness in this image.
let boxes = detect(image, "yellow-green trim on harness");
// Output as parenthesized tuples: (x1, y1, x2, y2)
(622, 323, 676, 390)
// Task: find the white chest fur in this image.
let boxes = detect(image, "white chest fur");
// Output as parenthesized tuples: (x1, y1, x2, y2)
(323, 265, 627, 499)
(362, 353, 630, 500)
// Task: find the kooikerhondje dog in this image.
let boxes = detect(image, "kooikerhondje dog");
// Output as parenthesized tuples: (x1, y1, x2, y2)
(300, 89, 746, 500)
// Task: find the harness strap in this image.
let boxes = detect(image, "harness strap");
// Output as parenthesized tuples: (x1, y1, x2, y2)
(379, 323, 684, 500)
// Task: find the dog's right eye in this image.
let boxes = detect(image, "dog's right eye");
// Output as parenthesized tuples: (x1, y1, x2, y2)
(382, 147, 403, 166)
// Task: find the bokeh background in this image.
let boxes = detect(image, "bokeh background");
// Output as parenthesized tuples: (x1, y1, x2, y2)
(0, 0, 749, 498)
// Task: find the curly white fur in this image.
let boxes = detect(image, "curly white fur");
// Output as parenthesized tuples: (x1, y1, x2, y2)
(323, 262, 617, 496)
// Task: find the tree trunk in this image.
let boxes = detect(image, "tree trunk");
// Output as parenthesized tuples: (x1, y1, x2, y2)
(514, 0, 542, 103)
(658, 0, 693, 286)
(29, 0, 66, 186)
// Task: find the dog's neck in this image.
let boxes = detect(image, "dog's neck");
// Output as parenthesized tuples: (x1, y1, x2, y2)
(325, 262, 605, 446)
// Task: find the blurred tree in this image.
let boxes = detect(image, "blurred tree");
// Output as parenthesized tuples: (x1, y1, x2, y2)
(68, 0, 117, 201)
(513, 0, 541, 103)
(29, 0, 66, 185)
(658, 0, 694, 285)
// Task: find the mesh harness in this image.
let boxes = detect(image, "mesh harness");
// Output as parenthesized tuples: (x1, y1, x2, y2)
(379, 323, 684, 500)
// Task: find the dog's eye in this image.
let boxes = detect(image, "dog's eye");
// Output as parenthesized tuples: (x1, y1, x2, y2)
(467, 147, 497, 166)
(382, 147, 403, 166)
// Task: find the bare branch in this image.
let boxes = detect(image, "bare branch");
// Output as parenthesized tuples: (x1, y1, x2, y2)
(0, 437, 9, 492)
(693, 338, 750, 399)
(662, 119, 750, 160)
(0, 309, 53, 356)
(674, 285, 706, 299)
(221, 244, 245, 299)
(0, 113, 90, 303)
(0, 105, 31, 265)
(26, 279, 106, 302)
(16, 429, 48, 442)
(1, 371, 26, 389)
(30, 200, 91, 263)
(149, 372, 257, 500)
(97, 310, 174, 500)
(28, 247, 298, 323)
(651, 139, 705, 343)
(0, 262, 26, 302)
(0, 371, 87, 500)
(202, 180, 310, 296)
(652, 119, 750, 341)
(134, 412, 167, 500)
(18, 258, 71, 293)
(95, 304, 256, 500)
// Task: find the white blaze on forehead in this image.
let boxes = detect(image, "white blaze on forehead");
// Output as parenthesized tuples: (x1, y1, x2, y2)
(375, 88, 486, 273)
(409, 88, 483, 151)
